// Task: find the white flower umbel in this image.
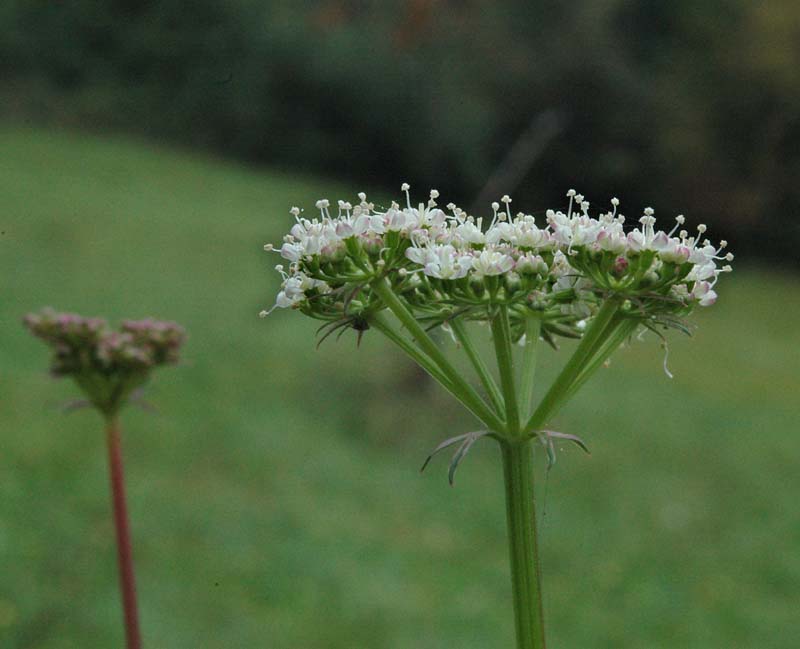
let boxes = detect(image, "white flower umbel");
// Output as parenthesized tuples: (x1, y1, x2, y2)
(259, 186, 732, 649)
(261, 188, 730, 338)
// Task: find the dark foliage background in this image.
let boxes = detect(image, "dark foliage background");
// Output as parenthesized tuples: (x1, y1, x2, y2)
(3, 1, 799, 263)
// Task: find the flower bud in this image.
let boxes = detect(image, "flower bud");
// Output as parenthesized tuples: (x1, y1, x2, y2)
(24, 308, 186, 415)
(612, 256, 629, 276)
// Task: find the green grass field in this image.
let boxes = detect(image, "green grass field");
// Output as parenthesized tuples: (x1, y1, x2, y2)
(1, 126, 798, 648)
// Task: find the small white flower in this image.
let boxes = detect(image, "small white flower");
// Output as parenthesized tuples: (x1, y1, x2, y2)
(335, 220, 355, 238)
(454, 220, 486, 245)
(472, 249, 515, 277)
(691, 281, 718, 306)
(626, 230, 645, 252)
(280, 242, 303, 262)
(596, 229, 627, 255)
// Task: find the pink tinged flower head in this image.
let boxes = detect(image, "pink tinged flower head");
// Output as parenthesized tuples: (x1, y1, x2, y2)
(689, 244, 717, 265)
(612, 256, 629, 276)
(551, 224, 573, 246)
(455, 221, 485, 245)
(472, 249, 515, 277)
(516, 226, 546, 248)
(335, 220, 355, 238)
(692, 263, 717, 281)
(485, 222, 515, 245)
(659, 242, 691, 264)
(596, 230, 627, 255)
(626, 230, 645, 252)
(361, 233, 383, 255)
(423, 208, 447, 228)
(571, 223, 602, 247)
(386, 208, 410, 232)
(691, 281, 718, 306)
(319, 241, 345, 261)
(515, 253, 547, 276)
(406, 241, 478, 280)
(405, 246, 430, 266)
(651, 231, 672, 251)
(24, 308, 186, 415)
(280, 242, 303, 262)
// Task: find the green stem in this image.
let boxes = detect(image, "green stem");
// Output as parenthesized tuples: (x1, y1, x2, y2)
(564, 319, 640, 401)
(519, 313, 542, 421)
(491, 306, 520, 434)
(523, 297, 621, 434)
(539, 317, 637, 422)
(369, 310, 475, 408)
(500, 439, 546, 649)
(371, 279, 504, 431)
(370, 313, 455, 389)
(450, 318, 505, 419)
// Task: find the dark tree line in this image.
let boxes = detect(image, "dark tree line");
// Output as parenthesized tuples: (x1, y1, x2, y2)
(2, 0, 798, 263)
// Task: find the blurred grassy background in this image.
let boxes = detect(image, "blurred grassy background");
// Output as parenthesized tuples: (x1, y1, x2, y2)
(1, 126, 798, 648)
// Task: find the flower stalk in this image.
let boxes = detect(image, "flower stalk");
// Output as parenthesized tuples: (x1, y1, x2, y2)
(371, 277, 504, 432)
(24, 309, 186, 649)
(106, 416, 142, 649)
(491, 306, 520, 433)
(449, 318, 505, 417)
(523, 296, 622, 435)
(501, 438, 546, 649)
(519, 314, 542, 420)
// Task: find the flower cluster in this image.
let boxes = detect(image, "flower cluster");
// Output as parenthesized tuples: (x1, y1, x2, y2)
(24, 308, 185, 414)
(261, 187, 732, 342)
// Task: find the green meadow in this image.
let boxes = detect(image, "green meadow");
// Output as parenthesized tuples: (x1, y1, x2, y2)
(1, 126, 798, 648)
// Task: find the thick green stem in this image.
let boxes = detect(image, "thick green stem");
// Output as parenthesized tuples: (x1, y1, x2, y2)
(450, 318, 505, 418)
(501, 439, 546, 649)
(523, 297, 622, 434)
(519, 314, 542, 421)
(491, 306, 520, 434)
(371, 279, 504, 431)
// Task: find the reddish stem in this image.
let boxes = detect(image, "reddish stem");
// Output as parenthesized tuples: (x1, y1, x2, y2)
(106, 416, 142, 649)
